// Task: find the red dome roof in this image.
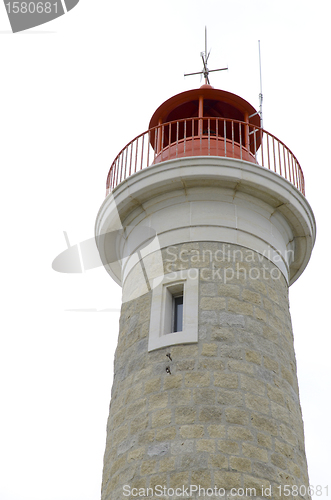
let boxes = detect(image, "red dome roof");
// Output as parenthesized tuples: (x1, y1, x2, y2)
(149, 86, 260, 130)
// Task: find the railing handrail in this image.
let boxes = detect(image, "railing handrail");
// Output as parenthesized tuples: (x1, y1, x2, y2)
(106, 117, 305, 196)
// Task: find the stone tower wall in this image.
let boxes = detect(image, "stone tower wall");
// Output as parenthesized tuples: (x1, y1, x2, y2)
(101, 242, 310, 500)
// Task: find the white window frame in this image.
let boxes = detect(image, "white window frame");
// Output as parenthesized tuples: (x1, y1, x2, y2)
(148, 269, 199, 352)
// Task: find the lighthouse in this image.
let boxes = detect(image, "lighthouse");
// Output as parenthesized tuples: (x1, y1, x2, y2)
(95, 76, 315, 498)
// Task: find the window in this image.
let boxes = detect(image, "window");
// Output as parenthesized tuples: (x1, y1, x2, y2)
(148, 269, 199, 352)
(173, 295, 183, 332)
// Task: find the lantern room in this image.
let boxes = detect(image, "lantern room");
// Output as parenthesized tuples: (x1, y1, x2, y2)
(148, 84, 261, 164)
(106, 84, 304, 196)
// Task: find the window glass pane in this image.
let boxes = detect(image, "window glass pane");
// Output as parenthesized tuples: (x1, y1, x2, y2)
(173, 295, 183, 332)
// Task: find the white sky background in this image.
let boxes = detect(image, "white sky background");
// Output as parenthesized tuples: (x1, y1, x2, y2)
(0, 1, 330, 499)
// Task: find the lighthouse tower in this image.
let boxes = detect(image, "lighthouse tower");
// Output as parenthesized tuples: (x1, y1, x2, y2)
(95, 80, 315, 499)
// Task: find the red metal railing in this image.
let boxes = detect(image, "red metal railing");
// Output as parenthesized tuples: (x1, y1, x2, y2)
(106, 117, 305, 196)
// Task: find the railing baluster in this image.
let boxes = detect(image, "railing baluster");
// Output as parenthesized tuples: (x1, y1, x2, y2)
(231, 121, 234, 157)
(208, 118, 210, 155)
(253, 128, 257, 163)
(292, 155, 297, 189)
(115, 160, 118, 188)
(176, 121, 179, 158)
(239, 122, 242, 160)
(115, 157, 120, 187)
(287, 149, 292, 183)
(168, 122, 171, 160)
(184, 120, 186, 155)
(216, 119, 219, 156)
(129, 142, 133, 176)
(122, 151, 125, 181)
(266, 134, 270, 170)
(124, 146, 128, 180)
(153, 127, 158, 163)
(272, 137, 276, 173)
(192, 118, 194, 155)
(291, 154, 295, 188)
(134, 138, 139, 173)
(161, 125, 164, 162)
(108, 171, 112, 191)
(283, 145, 287, 181)
(278, 141, 282, 176)
(146, 131, 150, 167)
(140, 134, 144, 171)
(260, 128, 264, 167)
(224, 119, 227, 157)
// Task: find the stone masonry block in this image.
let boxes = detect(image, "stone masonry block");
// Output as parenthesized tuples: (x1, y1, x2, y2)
(179, 425, 205, 439)
(230, 456, 252, 472)
(147, 442, 170, 457)
(245, 394, 270, 415)
(199, 406, 223, 423)
(242, 289, 262, 305)
(245, 350, 262, 365)
(168, 471, 190, 489)
(158, 456, 176, 472)
(240, 374, 265, 395)
(163, 374, 183, 390)
(200, 297, 226, 310)
(208, 453, 228, 469)
(242, 443, 268, 462)
(217, 389, 243, 406)
(144, 377, 161, 394)
(152, 408, 172, 428)
(193, 388, 216, 405)
(257, 433, 272, 449)
(201, 343, 218, 356)
(168, 389, 192, 406)
(217, 440, 240, 454)
(155, 427, 177, 442)
(175, 406, 197, 424)
(228, 298, 254, 317)
(207, 425, 226, 438)
(196, 439, 216, 453)
(225, 408, 249, 425)
(148, 392, 168, 410)
(141, 459, 157, 476)
(214, 471, 241, 490)
(227, 426, 254, 442)
(214, 373, 239, 389)
(185, 372, 210, 387)
(191, 470, 212, 489)
(251, 413, 278, 436)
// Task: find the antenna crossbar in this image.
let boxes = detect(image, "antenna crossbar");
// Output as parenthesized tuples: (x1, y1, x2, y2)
(184, 27, 228, 85)
(184, 67, 228, 78)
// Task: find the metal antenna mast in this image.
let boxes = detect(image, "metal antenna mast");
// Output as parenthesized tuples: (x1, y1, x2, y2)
(184, 27, 228, 85)
(258, 40, 263, 129)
